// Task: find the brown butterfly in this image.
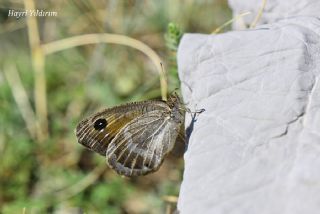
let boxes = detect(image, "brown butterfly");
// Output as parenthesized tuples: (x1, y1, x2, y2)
(75, 93, 185, 177)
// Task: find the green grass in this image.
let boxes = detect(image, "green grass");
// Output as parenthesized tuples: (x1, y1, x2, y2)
(0, 0, 231, 213)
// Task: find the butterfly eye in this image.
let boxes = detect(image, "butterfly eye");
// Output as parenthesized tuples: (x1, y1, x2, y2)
(93, 118, 108, 130)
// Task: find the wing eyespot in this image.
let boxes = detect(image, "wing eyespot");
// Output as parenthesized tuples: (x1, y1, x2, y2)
(93, 118, 108, 130)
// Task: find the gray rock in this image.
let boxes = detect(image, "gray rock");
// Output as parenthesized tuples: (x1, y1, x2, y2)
(228, 0, 320, 29)
(177, 17, 320, 214)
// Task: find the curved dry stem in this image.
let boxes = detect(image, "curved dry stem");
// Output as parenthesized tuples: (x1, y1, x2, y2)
(42, 34, 167, 100)
(250, 0, 267, 28)
(212, 11, 251, 34)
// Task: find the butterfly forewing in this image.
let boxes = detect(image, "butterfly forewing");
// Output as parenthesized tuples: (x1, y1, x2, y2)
(76, 101, 169, 156)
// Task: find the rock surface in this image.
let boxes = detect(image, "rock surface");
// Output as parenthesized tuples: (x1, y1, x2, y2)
(177, 17, 320, 214)
(228, 0, 320, 29)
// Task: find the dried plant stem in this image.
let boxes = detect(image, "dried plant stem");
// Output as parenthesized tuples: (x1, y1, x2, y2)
(163, 195, 178, 214)
(212, 11, 251, 34)
(42, 34, 167, 100)
(250, 0, 267, 28)
(24, 0, 48, 141)
(3, 64, 40, 140)
(0, 20, 26, 34)
(162, 195, 178, 203)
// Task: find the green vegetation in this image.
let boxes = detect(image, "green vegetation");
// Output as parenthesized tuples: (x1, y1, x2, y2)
(0, 1, 231, 213)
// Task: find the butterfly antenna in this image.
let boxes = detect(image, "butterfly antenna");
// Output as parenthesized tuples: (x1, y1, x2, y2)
(185, 108, 205, 143)
(187, 108, 205, 117)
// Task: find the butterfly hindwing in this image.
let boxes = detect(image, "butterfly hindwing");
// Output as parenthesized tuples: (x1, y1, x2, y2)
(106, 110, 181, 176)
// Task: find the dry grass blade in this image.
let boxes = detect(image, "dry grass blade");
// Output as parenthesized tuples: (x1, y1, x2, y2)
(250, 0, 267, 28)
(212, 11, 251, 34)
(24, 0, 48, 141)
(3, 64, 39, 140)
(41, 33, 167, 100)
(162, 195, 178, 203)
(163, 195, 178, 214)
(0, 21, 26, 34)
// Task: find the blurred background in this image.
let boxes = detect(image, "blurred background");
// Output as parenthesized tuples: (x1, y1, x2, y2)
(0, 0, 231, 213)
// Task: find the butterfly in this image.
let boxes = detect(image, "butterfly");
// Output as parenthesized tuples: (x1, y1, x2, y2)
(75, 93, 185, 177)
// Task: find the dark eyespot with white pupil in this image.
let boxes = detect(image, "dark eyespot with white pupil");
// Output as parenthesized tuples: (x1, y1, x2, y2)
(93, 118, 107, 130)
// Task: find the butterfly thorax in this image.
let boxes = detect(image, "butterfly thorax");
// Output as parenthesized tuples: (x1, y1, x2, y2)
(167, 94, 184, 124)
